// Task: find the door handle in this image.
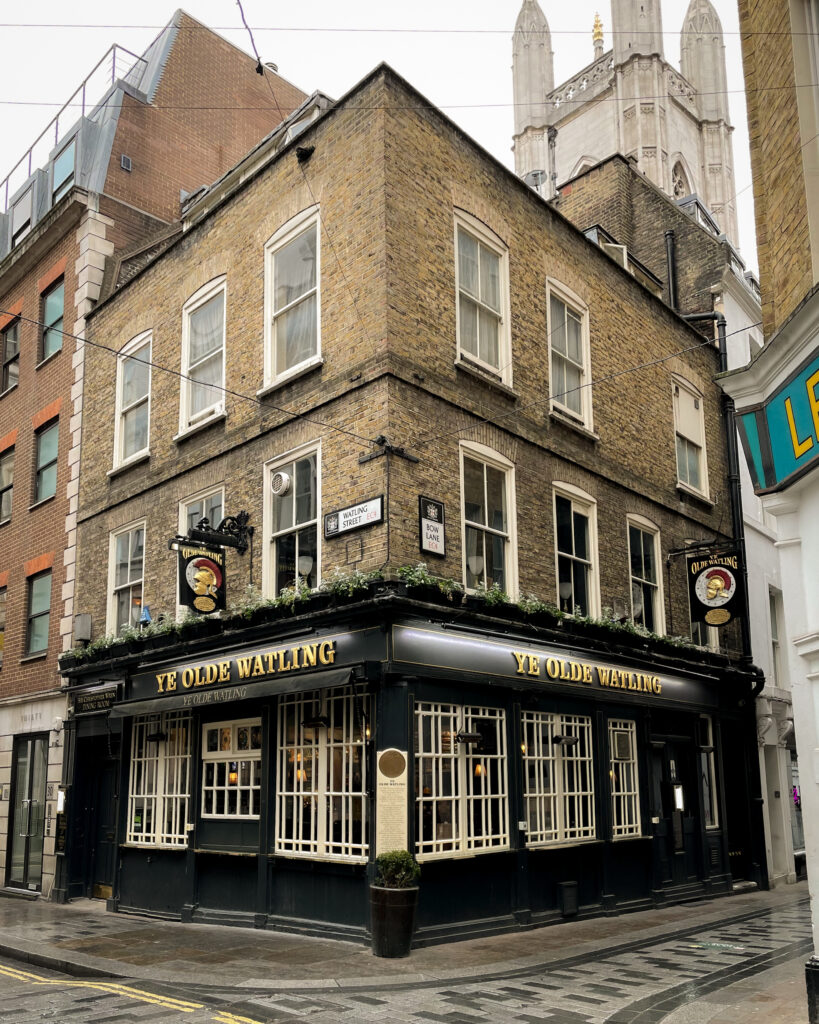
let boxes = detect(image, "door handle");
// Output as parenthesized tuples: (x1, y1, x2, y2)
(19, 799, 30, 837)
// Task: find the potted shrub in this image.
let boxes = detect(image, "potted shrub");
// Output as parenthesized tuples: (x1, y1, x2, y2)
(369, 849, 420, 958)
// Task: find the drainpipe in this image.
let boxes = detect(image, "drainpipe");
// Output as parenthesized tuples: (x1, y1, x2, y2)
(665, 230, 678, 311)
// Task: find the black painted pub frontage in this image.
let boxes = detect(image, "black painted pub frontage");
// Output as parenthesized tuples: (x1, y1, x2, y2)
(56, 587, 765, 945)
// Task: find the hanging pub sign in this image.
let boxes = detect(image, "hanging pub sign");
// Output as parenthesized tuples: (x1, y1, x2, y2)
(324, 495, 383, 538)
(419, 496, 445, 557)
(171, 540, 226, 615)
(687, 548, 744, 628)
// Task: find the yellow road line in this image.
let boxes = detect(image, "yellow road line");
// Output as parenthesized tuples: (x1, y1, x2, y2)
(0, 963, 201, 1011)
(213, 1014, 265, 1024)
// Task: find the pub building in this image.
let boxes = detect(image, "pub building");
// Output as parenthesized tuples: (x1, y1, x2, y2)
(57, 579, 765, 944)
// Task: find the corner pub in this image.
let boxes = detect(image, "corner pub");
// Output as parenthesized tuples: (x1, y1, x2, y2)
(57, 584, 764, 945)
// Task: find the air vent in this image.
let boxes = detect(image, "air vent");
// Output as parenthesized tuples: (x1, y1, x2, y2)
(613, 730, 632, 760)
(271, 471, 291, 496)
(121, 154, 132, 172)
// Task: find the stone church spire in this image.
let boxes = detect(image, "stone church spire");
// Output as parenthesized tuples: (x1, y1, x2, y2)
(611, 0, 664, 66)
(680, 0, 730, 122)
(512, 0, 554, 137)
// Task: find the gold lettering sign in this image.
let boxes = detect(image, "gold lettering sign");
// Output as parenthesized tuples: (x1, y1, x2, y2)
(511, 650, 662, 696)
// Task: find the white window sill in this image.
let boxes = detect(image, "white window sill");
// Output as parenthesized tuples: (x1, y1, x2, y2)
(173, 409, 226, 444)
(108, 451, 150, 478)
(455, 356, 516, 397)
(0, 384, 18, 400)
(28, 494, 56, 512)
(416, 844, 511, 863)
(35, 349, 62, 371)
(549, 407, 599, 440)
(610, 833, 650, 842)
(271, 850, 368, 865)
(121, 841, 188, 851)
(676, 482, 713, 507)
(257, 356, 324, 397)
(525, 838, 603, 850)
(20, 652, 48, 663)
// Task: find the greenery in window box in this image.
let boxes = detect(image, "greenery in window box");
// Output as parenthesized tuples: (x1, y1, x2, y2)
(276, 578, 312, 614)
(320, 566, 384, 598)
(517, 594, 563, 626)
(397, 563, 464, 603)
(374, 849, 421, 889)
(466, 581, 510, 608)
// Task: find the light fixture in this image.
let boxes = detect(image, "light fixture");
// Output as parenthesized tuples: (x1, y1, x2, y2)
(559, 582, 573, 602)
(552, 734, 579, 747)
(228, 762, 238, 786)
(303, 714, 329, 729)
(297, 554, 314, 578)
(474, 763, 483, 778)
(455, 730, 482, 745)
(467, 554, 484, 578)
(146, 731, 166, 744)
(520, 742, 527, 754)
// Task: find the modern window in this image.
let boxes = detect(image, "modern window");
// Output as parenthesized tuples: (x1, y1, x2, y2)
(547, 280, 591, 426)
(115, 332, 151, 466)
(127, 712, 191, 846)
(522, 711, 595, 845)
(265, 208, 320, 384)
(2, 320, 20, 393)
(41, 280, 64, 361)
(461, 443, 516, 595)
(180, 278, 226, 431)
(11, 189, 32, 248)
(267, 446, 318, 595)
(109, 523, 145, 633)
(699, 715, 719, 829)
(455, 211, 511, 382)
(26, 570, 51, 655)
(0, 587, 6, 668)
(52, 139, 76, 203)
(673, 377, 708, 496)
(554, 484, 598, 616)
(609, 719, 641, 837)
(34, 421, 58, 503)
(0, 449, 13, 523)
(202, 719, 262, 819)
(275, 686, 369, 861)
(628, 517, 663, 633)
(415, 701, 508, 860)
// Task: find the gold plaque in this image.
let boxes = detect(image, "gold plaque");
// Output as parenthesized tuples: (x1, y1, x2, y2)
(378, 749, 406, 779)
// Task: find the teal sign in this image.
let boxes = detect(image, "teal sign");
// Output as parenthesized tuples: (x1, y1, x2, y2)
(738, 351, 819, 493)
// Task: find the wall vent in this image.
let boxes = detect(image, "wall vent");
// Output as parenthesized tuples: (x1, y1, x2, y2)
(121, 154, 132, 172)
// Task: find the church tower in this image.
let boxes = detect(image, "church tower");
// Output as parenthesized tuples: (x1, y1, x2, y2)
(512, 0, 555, 189)
(611, 0, 664, 65)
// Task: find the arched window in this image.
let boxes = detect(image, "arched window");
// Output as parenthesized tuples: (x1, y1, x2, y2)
(672, 162, 691, 199)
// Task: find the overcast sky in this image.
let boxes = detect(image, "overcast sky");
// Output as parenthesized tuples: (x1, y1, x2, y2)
(0, 0, 756, 272)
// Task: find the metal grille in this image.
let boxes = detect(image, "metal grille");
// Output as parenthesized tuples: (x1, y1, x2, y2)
(609, 719, 641, 837)
(275, 686, 369, 861)
(522, 711, 595, 845)
(415, 702, 508, 860)
(127, 712, 190, 846)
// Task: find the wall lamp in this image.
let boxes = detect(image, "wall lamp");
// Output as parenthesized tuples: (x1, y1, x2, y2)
(552, 734, 579, 747)
(455, 731, 482, 745)
(303, 714, 330, 729)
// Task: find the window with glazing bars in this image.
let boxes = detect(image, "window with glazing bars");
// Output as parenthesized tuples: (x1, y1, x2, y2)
(522, 711, 595, 845)
(2, 321, 19, 392)
(609, 719, 641, 837)
(127, 712, 191, 846)
(275, 686, 369, 861)
(415, 702, 508, 859)
(555, 493, 591, 615)
(41, 280, 64, 361)
(201, 719, 261, 818)
(270, 451, 318, 594)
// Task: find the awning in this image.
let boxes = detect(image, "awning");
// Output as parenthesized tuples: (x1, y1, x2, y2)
(108, 666, 354, 718)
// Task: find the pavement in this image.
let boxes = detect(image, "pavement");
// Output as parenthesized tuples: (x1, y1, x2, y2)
(0, 881, 813, 1022)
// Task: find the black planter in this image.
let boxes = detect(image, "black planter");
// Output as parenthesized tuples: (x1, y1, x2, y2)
(369, 885, 419, 957)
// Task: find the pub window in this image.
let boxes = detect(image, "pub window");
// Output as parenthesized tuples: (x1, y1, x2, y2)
(415, 702, 508, 860)
(547, 279, 592, 427)
(114, 331, 151, 467)
(673, 376, 708, 497)
(699, 715, 719, 829)
(521, 711, 595, 845)
(275, 686, 369, 861)
(179, 277, 226, 433)
(461, 442, 517, 597)
(127, 711, 191, 846)
(108, 521, 144, 633)
(609, 719, 641, 837)
(202, 719, 262, 819)
(266, 445, 318, 596)
(628, 516, 664, 634)
(554, 484, 598, 616)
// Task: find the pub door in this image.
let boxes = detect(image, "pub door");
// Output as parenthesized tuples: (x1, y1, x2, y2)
(71, 735, 119, 899)
(650, 738, 701, 889)
(7, 734, 48, 891)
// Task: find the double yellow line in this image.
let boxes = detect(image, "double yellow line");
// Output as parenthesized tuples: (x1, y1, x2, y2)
(0, 962, 265, 1022)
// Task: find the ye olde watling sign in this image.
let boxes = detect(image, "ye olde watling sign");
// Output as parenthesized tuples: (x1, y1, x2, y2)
(171, 540, 226, 615)
(687, 549, 744, 628)
(324, 495, 383, 538)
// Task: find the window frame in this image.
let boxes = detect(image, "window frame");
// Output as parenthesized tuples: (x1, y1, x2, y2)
(26, 569, 51, 656)
(263, 206, 321, 388)
(40, 279, 64, 362)
(672, 375, 709, 498)
(127, 711, 191, 847)
(177, 486, 225, 617)
(0, 448, 13, 524)
(107, 520, 146, 635)
(546, 278, 592, 428)
(11, 189, 32, 248)
(52, 137, 76, 203)
(2, 319, 20, 394)
(608, 718, 642, 838)
(454, 210, 512, 385)
(201, 718, 262, 820)
(459, 441, 518, 599)
(626, 515, 665, 634)
(263, 441, 320, 599)
(113, 331, 152, 468)
(179, 276, 227, 434)
(0, 586, 6, 668)
(553, 482, 599, 617)
(34, 420, 59, 504)
(699, 714, 719, 830)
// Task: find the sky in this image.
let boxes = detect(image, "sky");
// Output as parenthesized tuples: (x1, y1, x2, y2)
(0, 0, 757, 273)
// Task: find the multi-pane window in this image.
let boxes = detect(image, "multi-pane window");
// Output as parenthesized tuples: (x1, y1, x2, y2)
(699, 715, 719, 829)
(522, 711, 595, 845)
(41, 280, 64, 361)
(769, 589, 783, 687)
(628, 521, 660, 632)
(455, 215, 510, 380)
(202, 720, 262, 818)
(26, 570, 51, 655)
(269, 451, 318, 594)
(34, 422, 58, 503)
(554, 489, 595, 615)
(268, 216, 319, 380)
(111, 524, 144, 632)
(0, 587, 6, 668)
(548, 286, 589, 423)
(462, 452, 510, 593)
(415, 702, 508, 860)
(127, 712, 191, 846)
(183, 489, 223, 534)
(11, 189, 32, 248)
(181, 280, 225, 429)
(2, 320, 20, 392)
(53, 139, 75, 203)
(275, 686, 369, 861)
(609, 719, 641, 837)
(116, 333, 151, 464)
(673, 378, 707, 495)
(0, 449, 13, 523)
